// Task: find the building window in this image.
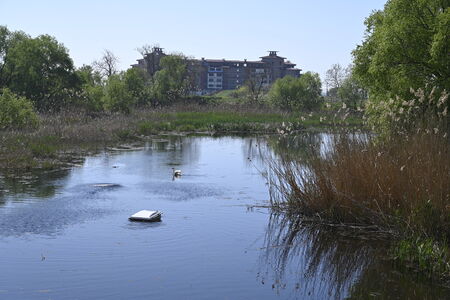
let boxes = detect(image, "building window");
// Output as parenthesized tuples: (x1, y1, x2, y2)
(209, 67, 223, 72)
(209, 78, 214, 82)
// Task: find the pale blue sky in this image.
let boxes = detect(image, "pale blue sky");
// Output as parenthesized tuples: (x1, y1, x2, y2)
(0, 0, 386, 82)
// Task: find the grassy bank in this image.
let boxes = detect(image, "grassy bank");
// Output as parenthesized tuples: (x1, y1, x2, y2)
(0, 104, 362, 171)
(267, 131, 450, 285)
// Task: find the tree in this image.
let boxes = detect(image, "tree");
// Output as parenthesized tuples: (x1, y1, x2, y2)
(337, 74, 367, 109)
(269, 72, 323, 111)
(151, 55, 191, 105)
(298, 72, 323, 110)
(76, 64, 102, 86)
(102, 74, 134, 113)
(1, 31, 80, 111)
(0, 26, 28, 88)
(93, 49, 119, 79)
(353, 0, 450, 131)
(136, 43, 159, 58)
(244, 73, 268, 104)
(325, 63, 346, 93)
(76, 65, 104, 112)
(123, 67, 151, 106)
(352, 0, 450, 120)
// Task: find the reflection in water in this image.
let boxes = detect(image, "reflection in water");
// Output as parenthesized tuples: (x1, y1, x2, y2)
(259, 213, 378, 299)
(259, 213, 450, 299)
(0, 134, 448, 299)
(0, 168, 72, 205)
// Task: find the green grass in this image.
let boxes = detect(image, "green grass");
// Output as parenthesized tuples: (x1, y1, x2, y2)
(0, 105, 363, 171)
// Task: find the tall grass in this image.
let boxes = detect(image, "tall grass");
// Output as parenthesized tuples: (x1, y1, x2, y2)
(267, 130, 450, 282)
(268, 132, 450, 240)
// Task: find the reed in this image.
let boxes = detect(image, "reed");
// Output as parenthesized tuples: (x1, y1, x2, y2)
(267, 130, 450, 282)
(268, 132, 450, 240)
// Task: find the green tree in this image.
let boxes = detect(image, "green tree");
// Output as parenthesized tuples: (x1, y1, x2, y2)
(337, 74, 367, 109)
(0, 88, 39, 129)
(269, 72, 322, 111)
(76, 65, 104, 112)
(151, 55, 191, 105)
(76, 64, 102, 86)
(352, 0, 450, 128)
(0, 26, 28, 88)
(123, 67, 151, 106)
(102, 74, 134, 113)
(0, 29, 80, 111)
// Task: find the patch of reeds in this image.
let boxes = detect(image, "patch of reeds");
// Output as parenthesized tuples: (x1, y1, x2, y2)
(267, 130, 450, 282)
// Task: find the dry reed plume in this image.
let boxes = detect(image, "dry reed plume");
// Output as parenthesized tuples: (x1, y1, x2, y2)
(268, 132, 450, 241)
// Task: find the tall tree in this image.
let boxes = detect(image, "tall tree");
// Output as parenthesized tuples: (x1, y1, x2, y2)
(353, 0, 450, 100)
(151, 55, 191, 104)
(93, 49, 119, 79)
(1, 30, 80, 111)
(352, 0, 450, 131)
(325, 63, 346, 92)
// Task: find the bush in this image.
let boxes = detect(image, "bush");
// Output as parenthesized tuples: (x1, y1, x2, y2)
(269, 72, 322, 111)
(0, 88, 39, 129)
(102, 75, 134, 113)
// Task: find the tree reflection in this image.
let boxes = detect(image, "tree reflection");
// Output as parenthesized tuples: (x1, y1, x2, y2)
(259, 213, 380, 299)
(0, 168, 72, 205)
(259, 213, 450, 299)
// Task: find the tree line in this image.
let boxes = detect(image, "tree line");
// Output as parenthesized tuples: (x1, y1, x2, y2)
(1, 0, 448, 133)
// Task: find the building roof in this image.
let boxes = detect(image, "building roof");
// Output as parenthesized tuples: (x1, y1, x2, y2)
(260, 55, 287, 59)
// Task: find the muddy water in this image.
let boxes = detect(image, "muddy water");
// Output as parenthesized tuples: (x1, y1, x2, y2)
(0, 135, 448, 299)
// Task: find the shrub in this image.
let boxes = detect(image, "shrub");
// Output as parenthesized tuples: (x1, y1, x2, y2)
(0, 88, 39, 129)
(269, 72, 322, 111)
(102, 75, 134, 113)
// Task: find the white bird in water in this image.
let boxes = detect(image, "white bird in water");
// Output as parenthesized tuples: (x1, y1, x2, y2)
(172, 167, 182, 177)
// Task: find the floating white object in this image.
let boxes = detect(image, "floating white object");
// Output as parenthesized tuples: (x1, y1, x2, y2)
(129, 210, 162, 222)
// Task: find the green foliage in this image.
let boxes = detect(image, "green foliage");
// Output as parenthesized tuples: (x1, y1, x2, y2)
(353, 0, 450, 130)
(82, 84, 104, 112)
(102, 74, 134, 113)
(0, 88, 39, 129)
(269, 72, 323, 111)
(151, 55, 191, 105)
(395, 237, 450, 281)
(76, 64, 102, 86)
(0, 27, 80, 111)
(337, 74, 367, 109)
(124, 68, 151, 106)
(76, 65, 104, 112)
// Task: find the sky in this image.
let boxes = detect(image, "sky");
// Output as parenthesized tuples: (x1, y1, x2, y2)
(0, 0, 386, 82)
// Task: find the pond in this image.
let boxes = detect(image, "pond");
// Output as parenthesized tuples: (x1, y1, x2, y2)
(0, 135, 448, 299)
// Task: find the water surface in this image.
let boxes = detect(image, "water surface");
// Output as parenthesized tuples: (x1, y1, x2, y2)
(0, 135, 448, 299)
